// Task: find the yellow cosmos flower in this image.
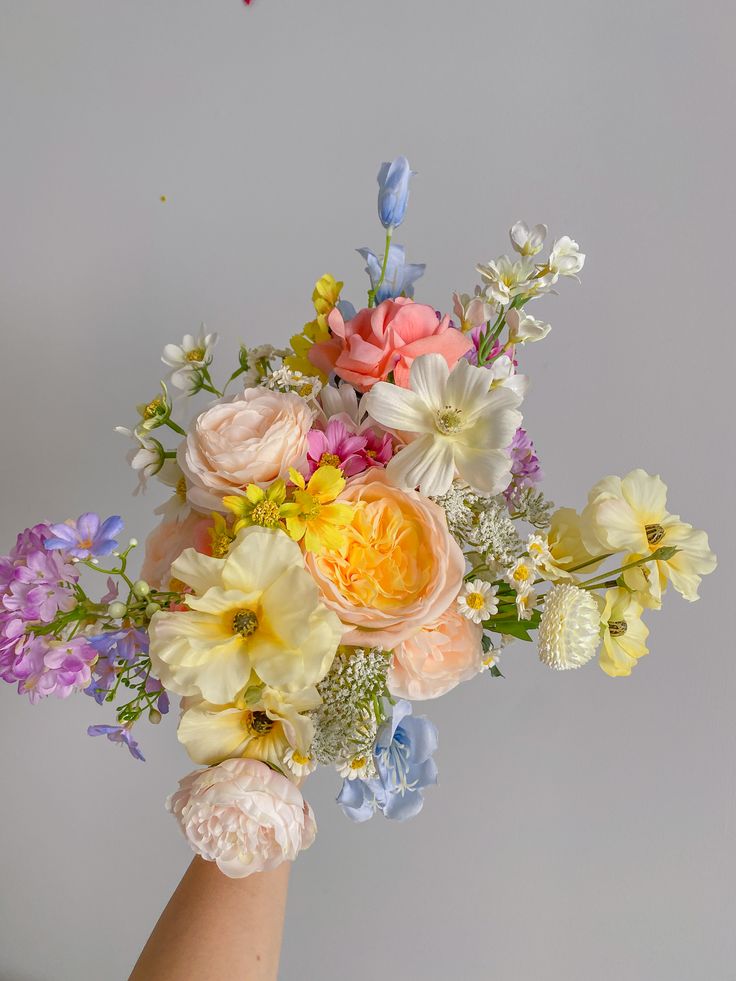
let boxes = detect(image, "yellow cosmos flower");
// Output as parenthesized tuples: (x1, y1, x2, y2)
(281, 466, 354, 555)
(580, 469, 717, 608)
(148, 525, 342, 703)
(177, 683, 321, 767)
(544, 507, 600, 579)
(598, 587, 649, 678)
(285, 273, 343, 380)
(223, 480, 287, 534)
(207, 512, 236, 558)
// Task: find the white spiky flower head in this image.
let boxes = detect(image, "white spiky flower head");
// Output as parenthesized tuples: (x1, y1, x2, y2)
(538, 583, 601, 670)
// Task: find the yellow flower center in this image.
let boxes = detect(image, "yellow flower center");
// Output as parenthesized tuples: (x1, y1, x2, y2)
(211, 534, 233, 558)
(319, 452, 342, 468)
(247, 711, 273, 735)
(291, 751, 310, 766)
(466, 591, 486, 610)
(298, 382, 314, 397)
(513, 564, 531, 583)
(365, 449, 377, 459)
(608, 619, 628, 637)
(251, 499, 281, 527)
(436, 406, 464, 435)
(176, 476, 187, 501)
(350, 756, 367, 770)
(185, 347, 206, 362)
(144, 396, 164, 419)
(645, 523, 665, 546)
(232, 609, 259, 637)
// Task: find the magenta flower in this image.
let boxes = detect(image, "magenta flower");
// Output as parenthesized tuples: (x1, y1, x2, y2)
(45, 513, 124, 559)
(87, 724, 145, 761)
(306, 419, 371, 477)
(504, 428, 543, 504)
(361, 427, 393, 468)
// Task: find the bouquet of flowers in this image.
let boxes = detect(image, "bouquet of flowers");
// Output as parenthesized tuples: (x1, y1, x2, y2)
(0, 158, 716, 877)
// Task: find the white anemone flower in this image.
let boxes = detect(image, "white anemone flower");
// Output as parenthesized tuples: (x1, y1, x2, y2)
(509, 220, 547, 257)
(162, 326, 218, 391)
(506, 309, 551, 345)
(364, 354, 523, 498)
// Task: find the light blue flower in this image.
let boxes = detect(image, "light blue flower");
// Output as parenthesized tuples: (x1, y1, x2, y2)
(337, 700, 438, 822)
(377, 156, 415, 229)
(357, 244, 425, 304)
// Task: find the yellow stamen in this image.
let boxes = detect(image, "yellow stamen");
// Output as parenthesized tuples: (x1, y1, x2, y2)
(608, 620, 628, 637)
(319, 452, 341, 468)
(185, 347, 206, 362)
(645, 523, 665, 546)
(144, 396, 164, 419)
(251, 500, 281, 527)
(466, 592, 485, 610)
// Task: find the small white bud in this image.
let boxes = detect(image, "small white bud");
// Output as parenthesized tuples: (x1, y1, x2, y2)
(133, 580, 151, 599)
(90, 558, 100, 566)
(148, 708, 163, 725)
(145, 602, 161, 618)
(129, 538, 138, 548)
(108, 601, 128, 619)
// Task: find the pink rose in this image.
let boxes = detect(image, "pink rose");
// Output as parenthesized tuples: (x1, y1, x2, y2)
(140, 511, 212, 590)
(178, 388, 313, 512)
(167, 758, 317, 879)
(305, 470, 465, 647)
(308, 298, 472, 392)
(388, 606, 484, 700)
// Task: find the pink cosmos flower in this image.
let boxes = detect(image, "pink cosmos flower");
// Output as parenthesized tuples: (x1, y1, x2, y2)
(308, 298, 472, 392)
(305, 418, 394, 477)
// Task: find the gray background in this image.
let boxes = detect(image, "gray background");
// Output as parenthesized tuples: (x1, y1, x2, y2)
(1, 1, 734, 978)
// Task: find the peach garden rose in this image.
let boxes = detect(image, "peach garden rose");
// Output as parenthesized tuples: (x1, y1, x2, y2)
(178, 387, 313, 512)
(387, 606, 484, 700)
(305, 470, 465, 647)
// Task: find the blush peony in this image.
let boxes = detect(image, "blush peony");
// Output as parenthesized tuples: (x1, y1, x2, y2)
(305, 470, 464, 647)
(307, 298, 471, 392)
(140, 511, 212, 590)
(178, 388, 313, 512)
(387, 606, 484, 700)
(167, 758, 317, 878)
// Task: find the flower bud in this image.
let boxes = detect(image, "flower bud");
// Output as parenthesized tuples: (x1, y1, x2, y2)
(149, 708, 163, 725)
(377, 156, 414, 230)
(108, 601, 128, 619)
(133, 580, 151, 599)
(145, 602, 161, 618)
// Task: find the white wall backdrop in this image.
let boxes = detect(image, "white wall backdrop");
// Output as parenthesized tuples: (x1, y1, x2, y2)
(1, 1, 734, 978)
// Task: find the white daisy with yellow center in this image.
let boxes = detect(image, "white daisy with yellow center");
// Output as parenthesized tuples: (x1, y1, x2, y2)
(506, 557, 535, 592)
(458, 579, 499, 624)
(148, 525, 342, 704)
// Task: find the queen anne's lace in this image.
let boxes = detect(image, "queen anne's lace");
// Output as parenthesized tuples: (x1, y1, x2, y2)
(310, 647, 389, 774)
(433, 483, 522, 571)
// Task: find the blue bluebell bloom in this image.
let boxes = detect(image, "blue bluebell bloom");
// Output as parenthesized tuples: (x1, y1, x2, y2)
(377, 156, 415, 229)
(358, 244, 425, 304)
(337, 699, 438, 822)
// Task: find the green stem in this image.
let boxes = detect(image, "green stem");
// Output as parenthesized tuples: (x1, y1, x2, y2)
(368, 228, 393, 308)
(165, 419, 186, 436)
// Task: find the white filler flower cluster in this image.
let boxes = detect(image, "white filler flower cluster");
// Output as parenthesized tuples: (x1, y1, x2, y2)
(434, 483, 523, 571)
(310, 647, 389, 773)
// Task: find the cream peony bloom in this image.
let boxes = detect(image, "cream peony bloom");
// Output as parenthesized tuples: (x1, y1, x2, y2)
(167, 758, 316, 878)
(177, 683, 321, 767)
(597, 587, 649, 678)
(364, 353, 522, 497)
(580, 469, 717, 605)
(148, 526, 342, 702)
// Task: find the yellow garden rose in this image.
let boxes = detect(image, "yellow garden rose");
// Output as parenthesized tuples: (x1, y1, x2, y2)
(305, 471, 465, 647)
(148, 526, 342, 703)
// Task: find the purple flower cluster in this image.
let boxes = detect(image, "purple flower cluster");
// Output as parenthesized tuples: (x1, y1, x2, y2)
(0, 523, 94, 701)
(504, 428, 543, 504)
(86, 627, 169, 715)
